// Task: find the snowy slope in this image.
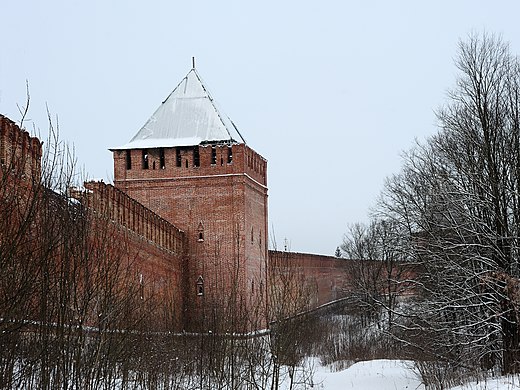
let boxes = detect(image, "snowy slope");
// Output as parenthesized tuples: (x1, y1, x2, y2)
(313, 360, 520, 390)
(313, 360, 424, 390)
(449, 376, 520, 390)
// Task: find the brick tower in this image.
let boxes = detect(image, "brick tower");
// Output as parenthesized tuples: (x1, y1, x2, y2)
(111, 67, 268, 331)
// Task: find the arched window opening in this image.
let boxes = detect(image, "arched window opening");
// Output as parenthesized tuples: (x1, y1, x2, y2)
(196, 276, 204, 296)
(197, 221, 204, 242)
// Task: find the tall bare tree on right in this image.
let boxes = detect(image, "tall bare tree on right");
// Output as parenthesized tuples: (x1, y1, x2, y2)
(379, 32, 520, 374)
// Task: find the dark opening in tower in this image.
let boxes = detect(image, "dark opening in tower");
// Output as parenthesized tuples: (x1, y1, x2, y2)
(142, 149, 149, 169)
(193, 147, 200, 167)
(227, 146, 233, 164)
(176, 148, 181, 167)
(159, 148, 165, 169)
(126, 150, 132, 170)
(211, 146, 217, 165)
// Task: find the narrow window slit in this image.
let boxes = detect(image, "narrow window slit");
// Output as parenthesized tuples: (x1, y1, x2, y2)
(227, 146, 233, 164)
(211, 146, 217, 165)
(126, 150, 132, 170)
(196, 276, 204, 296)
(194, 147, 200, 167)
(160, 148, 165, 169)
(176, 148, 181, 167)
(142, 149, 149, 169)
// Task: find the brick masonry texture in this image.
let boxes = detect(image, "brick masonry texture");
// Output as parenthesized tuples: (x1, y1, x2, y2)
(113, 143, 269, 330)
(0, 114, 42, 182)
(80, 180, 186, 328)
(269, 250, 351, 307)
(2, 113, 353, 332)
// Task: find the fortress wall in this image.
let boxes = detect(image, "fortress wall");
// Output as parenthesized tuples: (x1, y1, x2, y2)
(82, 181, 185, 255)
(80, 181, 187, 330)
(1, 115, 186, 330)
(0, 114, 42, 182)
(269, 250, 352, 309)
(2, 112, 394, 332)
(269, 250, 419, 316)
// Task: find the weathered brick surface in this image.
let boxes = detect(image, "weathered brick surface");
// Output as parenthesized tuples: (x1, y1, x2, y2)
(82, 181, 185, 254)
(1, 116, 186, 330)
(113, 143, 268, 330)
(0, 114, 42, 182)
(74, 180, 187, 329)
(269, 251, 352, 308)
(2, 112, 370, 332)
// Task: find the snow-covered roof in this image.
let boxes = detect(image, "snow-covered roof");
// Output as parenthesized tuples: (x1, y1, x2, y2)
(111, 68, 245, 150)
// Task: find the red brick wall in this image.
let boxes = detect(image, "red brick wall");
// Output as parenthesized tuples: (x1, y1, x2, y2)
(113, 143, 268, 331)
(82, 181, 185, 254)
(269, 251, 352, 309)
(269, 251, 418, 315)
(80, 180, 187, 330)
(1, 115, 187, 330)
(3, 113, 395, 331)
(0, 114, 42, 182)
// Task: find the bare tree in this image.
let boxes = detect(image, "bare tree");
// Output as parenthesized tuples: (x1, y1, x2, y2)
(378, 32, 520, 374)
(340, 220, 413, 331)
(0, 109, 171, 388)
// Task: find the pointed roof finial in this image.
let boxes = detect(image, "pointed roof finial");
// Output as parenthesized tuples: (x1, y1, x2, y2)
(192, 56, 196, 69)
(110, 66, 246, 150)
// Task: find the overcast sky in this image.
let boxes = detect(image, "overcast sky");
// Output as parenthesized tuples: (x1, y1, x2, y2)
(2, 1, 520, 256)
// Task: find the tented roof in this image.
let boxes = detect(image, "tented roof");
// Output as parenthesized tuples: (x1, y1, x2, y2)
(111, 68, 245, 150)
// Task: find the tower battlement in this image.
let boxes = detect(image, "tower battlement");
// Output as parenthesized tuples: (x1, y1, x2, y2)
(0, 114, 42, 182)
(81, 180, 185, 254)
(113, 143, 266, 186)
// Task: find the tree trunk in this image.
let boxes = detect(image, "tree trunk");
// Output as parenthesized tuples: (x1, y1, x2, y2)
(502, 312, 520, 373)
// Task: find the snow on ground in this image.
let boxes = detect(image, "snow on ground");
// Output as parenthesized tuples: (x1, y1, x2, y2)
(312, 359, 520, 390)
(449, 375, 520, 390)
(313, 359, 425, 390)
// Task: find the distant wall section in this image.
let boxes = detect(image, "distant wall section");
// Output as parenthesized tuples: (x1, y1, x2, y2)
(269, 250, 351, 309)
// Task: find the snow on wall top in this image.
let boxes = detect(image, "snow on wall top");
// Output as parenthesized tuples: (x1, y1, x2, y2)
(111, 68, 245, 150)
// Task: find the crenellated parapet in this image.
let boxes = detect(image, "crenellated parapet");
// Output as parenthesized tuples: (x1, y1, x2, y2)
(243, 144, 267, 186)
(113, 143, 267, 188)
(80, 181, 186, 255)
(0, 114, 42, 182)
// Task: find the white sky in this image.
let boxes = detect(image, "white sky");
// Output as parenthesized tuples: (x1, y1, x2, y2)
(1, 1, 520, 256)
